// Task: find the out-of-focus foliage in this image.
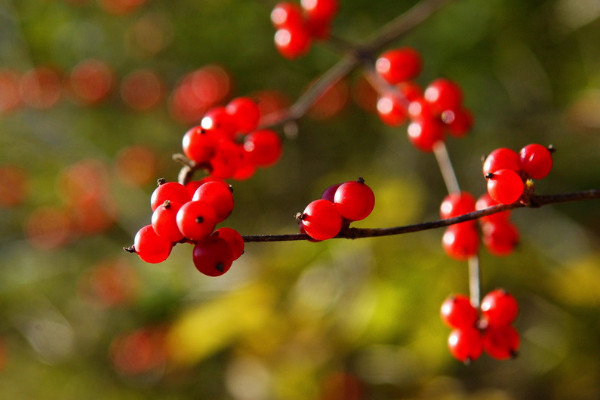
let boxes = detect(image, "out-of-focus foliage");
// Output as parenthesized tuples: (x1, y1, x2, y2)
(0, 0, 599, 399)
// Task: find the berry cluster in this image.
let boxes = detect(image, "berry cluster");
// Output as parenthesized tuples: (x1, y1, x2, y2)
(298, 177, 375, 240)
(374, 47, 474, 151)
(484, 144, 554, 204)
(182, 96, 282, 180)
(271, 0, 339, 59)
(129, 179, 244, 277)
(440, 191, 519, 260)
(441, 289, 520, 363)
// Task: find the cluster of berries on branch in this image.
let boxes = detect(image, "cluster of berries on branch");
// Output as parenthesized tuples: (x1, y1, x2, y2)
(182, 96, 282, 180)
(298, 177, 375, 241)
(484, 144, 554, 205)
(128, 179, 244, 277)
(441, 289, 520, 363)
(440, 191, 519, 260)
(271, 0, 339, 59)
(374, 48, 474, 151)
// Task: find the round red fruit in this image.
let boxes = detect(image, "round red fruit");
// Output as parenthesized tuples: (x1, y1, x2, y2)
(243, 129, 282, 167)
(407, 119, 445, 152)
(193, 236, 234, 277)
(483, 325, 520, 360)
(424, 78, 463, 113)
(376, 47, 423, 84)
(440, 294, 478, 329)
(518, 143, 553, 180)
(182, 126, 217, 164)
(482, 148, 520, 177)
(133, 225, 172, 264)
(192, 180, 234, 223)
(482, 221, 519, 256)
(150, 180, 191, 212)
(212, 227, 244, 260)
(151, 202, 184, 242)
(486, 169, 524, 205)
(442, 224, 479, 261)
(440, 191, 476, 220)
(448, 328, 483, 363)
(226, 96, 261, 134)
(480, 289, 518, 327)
(274, 26, 312, 59)
(176, 200, 217, 241)
(300, 199, 342, 241)
(333, 177, 375, 221)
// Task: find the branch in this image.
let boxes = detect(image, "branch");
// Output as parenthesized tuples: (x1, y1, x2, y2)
(241, 189, 600, 242)
(259, 0, 453, 128)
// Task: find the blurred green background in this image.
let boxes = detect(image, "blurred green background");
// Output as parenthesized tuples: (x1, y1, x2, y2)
(1, 0, 599, 399)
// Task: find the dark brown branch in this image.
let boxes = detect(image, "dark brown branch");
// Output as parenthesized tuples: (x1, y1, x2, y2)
(241, 189, 600, 242)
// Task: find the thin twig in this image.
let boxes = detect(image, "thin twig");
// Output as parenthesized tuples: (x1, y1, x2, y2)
(241, 189, 600, 242)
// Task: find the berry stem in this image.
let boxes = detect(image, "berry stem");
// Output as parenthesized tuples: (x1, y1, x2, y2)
(433, 141, 461, 194)
(468, 255, 481, 308)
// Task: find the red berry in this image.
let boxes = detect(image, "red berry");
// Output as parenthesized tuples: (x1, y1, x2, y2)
(442, 224, 479, 261)
(407, 97, 436, 120)
(376, 47, 422, 84)
(212, 227, 244, 260)
(301, 0, 339, 22)
(192, 181, 234, 223)
(448, 328, 483, 363)
(407, 118, 445, 152)
(133, 225, 172, 263)
(424, 78, 463, 113)
(483, 325, 520, 360)
(442, 108, 473, 137)
(151, 201, 184, 243)
(475, 193, 511, 224)
(182, 126, 217, 164)
(482, 221, 519, 256)
(482, 148, 520, 177)
(209, 140, 244, 180)
(440, 191, 476, 220)
(440, 294, 478, 329)
(518, 143, 553, 180)
(480, 289, 518, 327)
(333, 178, 375, 221)
(150, 180, 191, 212)
(226, 97, 261, 134)
(321, 183, 341, 202)
(274, 25, 312, 59)
(486, 169, 524, 204)
(192, 236, 234, 277)
(201, 107, 237, 140)
(300, 199, 342, 241)
(243, 129, 282, 167)
(271, 2, 304, 28)
(376, 93, 408, 126)
(176, 200, 217, 241)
